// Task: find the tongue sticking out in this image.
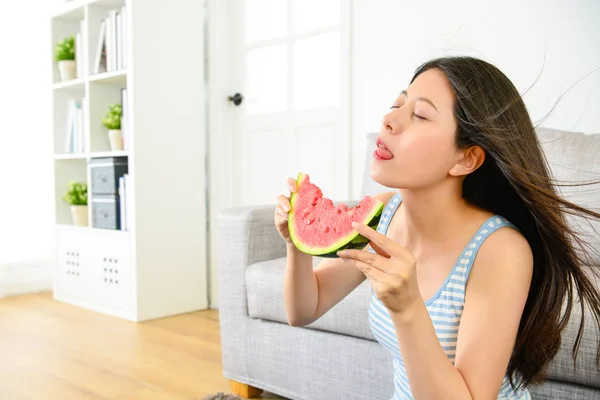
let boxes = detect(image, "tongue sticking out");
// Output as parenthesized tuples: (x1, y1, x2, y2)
(375, 146, 393, 160)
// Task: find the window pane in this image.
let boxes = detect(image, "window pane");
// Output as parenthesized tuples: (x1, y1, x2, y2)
(293, 31, 340, 111)
(293, 0, 340, 34)
(246, 44, 288, 114)
(245, 0, 287, 44)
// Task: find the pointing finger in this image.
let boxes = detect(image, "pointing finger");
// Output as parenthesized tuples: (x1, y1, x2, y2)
(340, 257, 387, 283)
(337, 249, 394, 274)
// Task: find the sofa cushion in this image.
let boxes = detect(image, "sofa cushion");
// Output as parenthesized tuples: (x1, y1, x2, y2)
(529, 379, 600, 399)
(536, 127, 600, 388)
(545, 266, 600, 388)
(246, 260, 600, 387)
(536, 128, 600, 210)
(245, 257, 376, 342)
(536, 128, 600, 266)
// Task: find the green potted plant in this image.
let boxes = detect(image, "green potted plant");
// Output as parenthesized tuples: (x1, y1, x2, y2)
(63, 181, 88, 227)
(54, 35, 76, 81)
(102, 104, 123, 151)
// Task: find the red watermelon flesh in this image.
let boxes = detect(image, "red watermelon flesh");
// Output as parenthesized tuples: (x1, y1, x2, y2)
(288, 173, 384, 257)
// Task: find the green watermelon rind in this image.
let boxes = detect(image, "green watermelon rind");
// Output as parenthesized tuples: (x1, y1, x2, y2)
(318, 211, 381, 258)
(288, 173, 384, 257)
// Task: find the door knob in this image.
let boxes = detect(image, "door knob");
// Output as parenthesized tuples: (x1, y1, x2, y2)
(227, 93, 243, 106)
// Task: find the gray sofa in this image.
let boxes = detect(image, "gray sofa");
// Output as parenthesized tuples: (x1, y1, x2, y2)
(217, 127, 600, 400)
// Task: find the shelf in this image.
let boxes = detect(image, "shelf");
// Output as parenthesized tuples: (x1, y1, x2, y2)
(51, 0, 126, 20)
(50, 0, 209, 322)
(56, 223, 131, 236)
(52, 0, 87, 20)
(53, 78, 85, 91)
(54, 152, 88, 160)
(88, 0, 127, 9)
(89, 150, 129, 158)
(54, 151, 129, 160)
(89, 70, 128, 85)
(52, 71, 127, 89)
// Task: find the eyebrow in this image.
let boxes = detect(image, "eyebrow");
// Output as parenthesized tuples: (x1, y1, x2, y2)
(400, 90, 439, 112)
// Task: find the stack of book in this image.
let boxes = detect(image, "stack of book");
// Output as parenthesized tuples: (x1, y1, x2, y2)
(64, 98, 87, 153)
(93, 6, 128, 74)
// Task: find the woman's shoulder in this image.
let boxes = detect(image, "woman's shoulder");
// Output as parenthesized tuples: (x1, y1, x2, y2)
(470, 209, 530, 254)
(470, 212, 534, 287)
(484, 220, 531, 257)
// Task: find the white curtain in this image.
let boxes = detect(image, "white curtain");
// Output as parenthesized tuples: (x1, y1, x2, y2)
(0, 2, 55, 264)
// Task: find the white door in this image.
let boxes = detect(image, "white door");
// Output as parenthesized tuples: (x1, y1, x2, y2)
(207, 0, 351, 306)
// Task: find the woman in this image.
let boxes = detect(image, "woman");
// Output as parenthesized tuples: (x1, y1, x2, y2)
(274, 56, 600, 399)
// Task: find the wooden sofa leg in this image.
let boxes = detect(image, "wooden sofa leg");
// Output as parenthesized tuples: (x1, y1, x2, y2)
(229, 380, 263, 398)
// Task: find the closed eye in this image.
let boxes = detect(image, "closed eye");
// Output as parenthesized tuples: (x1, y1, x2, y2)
(390, 105, 426, 121)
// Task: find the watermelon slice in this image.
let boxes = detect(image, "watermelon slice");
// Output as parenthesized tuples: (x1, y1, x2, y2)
(288, 173, 384, 257)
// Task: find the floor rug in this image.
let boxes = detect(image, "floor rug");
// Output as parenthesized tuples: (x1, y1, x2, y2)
(200, 394, 243, 400)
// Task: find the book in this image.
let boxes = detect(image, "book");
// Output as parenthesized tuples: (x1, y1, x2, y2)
(64, 99, 85, 153)
(93, 19, 107, 74)
(119, 175, 127, 230)
(121, 6, 127, 69)
(75, 31, 82, 78)
(121, 88, 128, 150)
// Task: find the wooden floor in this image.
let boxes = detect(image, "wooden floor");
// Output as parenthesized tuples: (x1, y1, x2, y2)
(0, 292, 286, 400)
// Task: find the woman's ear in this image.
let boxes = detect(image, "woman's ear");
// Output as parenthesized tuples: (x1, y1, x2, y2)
(449, 146, 485, 177)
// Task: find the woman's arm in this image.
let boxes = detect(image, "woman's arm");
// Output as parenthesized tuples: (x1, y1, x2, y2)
(391, 226, 533, 399)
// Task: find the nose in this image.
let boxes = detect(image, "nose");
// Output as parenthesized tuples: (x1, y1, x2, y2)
(382, 108, 402, 135)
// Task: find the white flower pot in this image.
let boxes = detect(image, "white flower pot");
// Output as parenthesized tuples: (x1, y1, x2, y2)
(71, 205, 88, 227)
(108, 129, 124, 151)
(58, 60, 77, 81)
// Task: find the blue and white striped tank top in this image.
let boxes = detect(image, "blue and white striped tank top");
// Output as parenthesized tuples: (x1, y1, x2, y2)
(368, 193, 531, 400)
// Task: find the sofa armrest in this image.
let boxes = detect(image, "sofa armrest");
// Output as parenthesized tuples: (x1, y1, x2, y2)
(217, 204, 287, 318)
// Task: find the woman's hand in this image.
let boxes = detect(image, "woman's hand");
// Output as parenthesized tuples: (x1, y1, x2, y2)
(274, 177, 298, 245)
(337, 222, 421, 316)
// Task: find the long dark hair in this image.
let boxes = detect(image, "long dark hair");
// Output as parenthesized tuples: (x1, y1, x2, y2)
(410, 56, 600, 390)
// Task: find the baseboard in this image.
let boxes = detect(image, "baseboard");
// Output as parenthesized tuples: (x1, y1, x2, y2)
(0, 259, 53, 299)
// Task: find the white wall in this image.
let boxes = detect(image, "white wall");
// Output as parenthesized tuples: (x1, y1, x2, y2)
(350, 0, 600, 199)
(0, 1, 56, 297)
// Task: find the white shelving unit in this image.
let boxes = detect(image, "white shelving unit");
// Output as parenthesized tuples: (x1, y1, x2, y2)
(50, 0, 208, 321)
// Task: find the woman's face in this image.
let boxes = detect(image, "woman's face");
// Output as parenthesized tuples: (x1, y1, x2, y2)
(371, 68, 462, 190)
